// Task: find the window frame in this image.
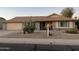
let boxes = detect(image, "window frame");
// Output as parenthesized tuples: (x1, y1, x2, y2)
(59, 21, 69, 27)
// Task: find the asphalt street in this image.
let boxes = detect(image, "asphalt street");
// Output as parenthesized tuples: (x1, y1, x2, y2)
(0, 43, 79, 51)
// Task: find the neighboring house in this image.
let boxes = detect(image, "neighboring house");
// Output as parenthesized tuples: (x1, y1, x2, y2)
(0, 17, 6, 30)
(3, 13, 77, 30)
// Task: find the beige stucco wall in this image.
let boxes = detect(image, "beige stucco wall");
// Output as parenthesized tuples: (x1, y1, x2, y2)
(6, 22, 41, 31)
(35, 22, 40, 30)
(69, 22, 75, 28)
(6, 23, 23, 30)
(52, 22, 56, 29)
(4, 21, 75, 30)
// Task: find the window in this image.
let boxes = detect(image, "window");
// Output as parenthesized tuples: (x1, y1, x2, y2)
(59, 21, 69, 27)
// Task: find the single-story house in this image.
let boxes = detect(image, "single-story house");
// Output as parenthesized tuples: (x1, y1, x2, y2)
(3, 13, 77, 31)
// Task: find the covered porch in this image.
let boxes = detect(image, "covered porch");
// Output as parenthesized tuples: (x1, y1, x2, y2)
(35, 21, 76, 31)
(35, 21, 54, 31)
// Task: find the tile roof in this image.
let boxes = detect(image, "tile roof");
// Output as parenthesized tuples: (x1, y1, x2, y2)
(5, 13, 77, 23)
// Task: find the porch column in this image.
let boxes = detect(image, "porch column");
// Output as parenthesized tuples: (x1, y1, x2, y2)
(35, 22, 40, 31)
(47, 24, 50, 37)
(55, 22, 59, 28)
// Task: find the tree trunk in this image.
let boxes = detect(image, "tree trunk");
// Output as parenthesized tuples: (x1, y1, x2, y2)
(23, 31, 26, 34)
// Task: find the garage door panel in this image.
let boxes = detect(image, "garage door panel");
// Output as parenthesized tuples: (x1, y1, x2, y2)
(7, 23, 23, 30)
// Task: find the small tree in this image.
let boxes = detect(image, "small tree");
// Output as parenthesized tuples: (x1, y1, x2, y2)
(23, 20, 35, 34)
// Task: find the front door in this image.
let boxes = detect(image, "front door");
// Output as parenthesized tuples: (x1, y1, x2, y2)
(40, 22, 46, 30)
(40, 22, 53, 30)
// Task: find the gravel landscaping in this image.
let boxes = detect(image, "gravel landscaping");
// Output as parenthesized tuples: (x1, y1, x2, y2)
(1, 30, 79, 39)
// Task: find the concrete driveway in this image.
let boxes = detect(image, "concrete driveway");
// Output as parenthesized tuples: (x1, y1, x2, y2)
(0, 30, 79, 45)
(0, 30, 19, 36)
(1, 30, 79, 39)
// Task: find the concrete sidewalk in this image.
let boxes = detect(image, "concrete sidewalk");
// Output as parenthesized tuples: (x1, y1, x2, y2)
(0, 38, 79, 45)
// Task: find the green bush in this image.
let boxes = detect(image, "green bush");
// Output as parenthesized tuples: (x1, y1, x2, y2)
(23, 20, 35, 34)
(23, 26, 27, 34)
(66, 29, 78, 34)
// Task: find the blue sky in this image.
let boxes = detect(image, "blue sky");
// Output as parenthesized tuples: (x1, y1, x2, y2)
(0, 7, 79, 20)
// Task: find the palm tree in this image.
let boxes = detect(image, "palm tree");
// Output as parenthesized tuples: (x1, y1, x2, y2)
(61, 7, 74, 18)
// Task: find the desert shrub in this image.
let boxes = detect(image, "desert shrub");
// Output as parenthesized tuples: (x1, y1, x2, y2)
(66, 28, 78, 34)
(23, 20, 35, 34)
